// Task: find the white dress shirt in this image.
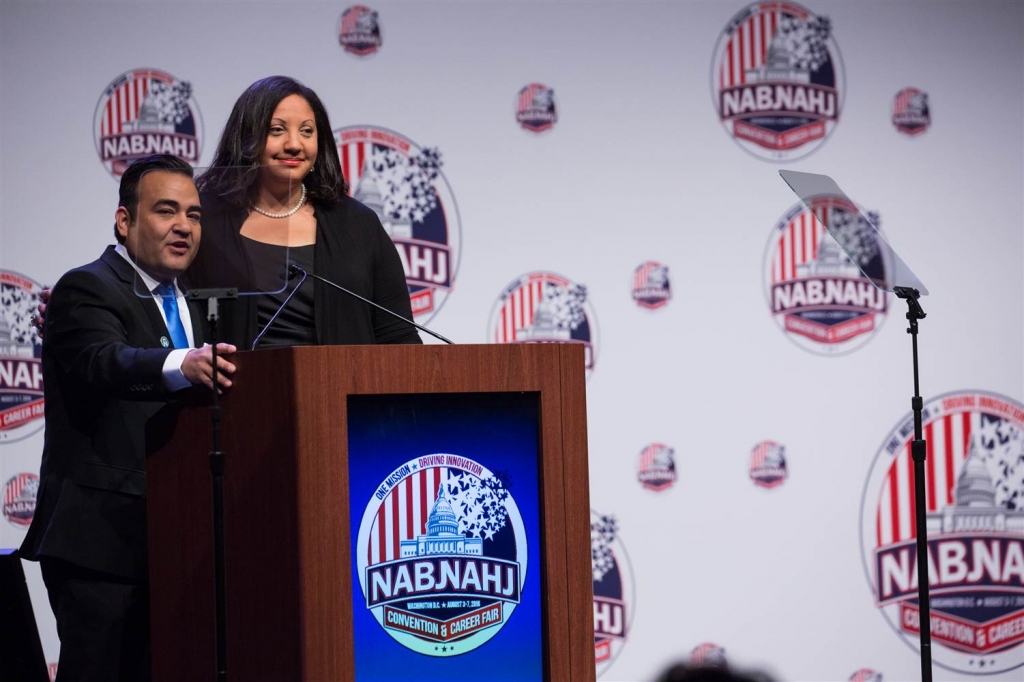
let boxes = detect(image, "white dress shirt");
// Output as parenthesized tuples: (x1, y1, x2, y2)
(114, 243, 194, 391)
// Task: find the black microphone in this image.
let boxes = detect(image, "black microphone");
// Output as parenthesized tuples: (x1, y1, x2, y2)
(251, 265, 308, 350)
(288, 263, 454, 345)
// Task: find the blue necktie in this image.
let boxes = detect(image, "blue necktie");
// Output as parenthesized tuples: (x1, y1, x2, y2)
(156, 283, 190, 349)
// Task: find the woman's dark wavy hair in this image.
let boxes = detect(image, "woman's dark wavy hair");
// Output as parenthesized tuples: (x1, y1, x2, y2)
(196, 76, 345, 210)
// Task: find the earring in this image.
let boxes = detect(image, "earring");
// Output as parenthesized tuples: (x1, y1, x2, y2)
(309, 165, 315, 172)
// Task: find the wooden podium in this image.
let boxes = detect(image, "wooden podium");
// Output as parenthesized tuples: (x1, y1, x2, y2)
(147, 343, 594, 681)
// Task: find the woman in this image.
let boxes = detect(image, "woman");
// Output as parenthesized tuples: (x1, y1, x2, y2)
(34, 76, 421, 348)
(191, 75, 421, 348)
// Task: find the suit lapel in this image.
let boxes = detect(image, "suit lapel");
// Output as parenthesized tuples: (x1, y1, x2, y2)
(100, 246, 174, 346)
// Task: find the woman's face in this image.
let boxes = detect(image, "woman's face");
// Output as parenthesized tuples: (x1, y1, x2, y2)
(258, 94, 318, 191)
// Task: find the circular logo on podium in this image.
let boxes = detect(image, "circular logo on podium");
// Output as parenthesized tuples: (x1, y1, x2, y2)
(355, 455, 528, 656)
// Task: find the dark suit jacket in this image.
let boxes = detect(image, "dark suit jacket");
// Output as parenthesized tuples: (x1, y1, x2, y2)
(19, 246, 205, 581)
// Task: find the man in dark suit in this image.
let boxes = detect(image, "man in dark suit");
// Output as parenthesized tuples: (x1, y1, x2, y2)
(20, 154, 236, 682)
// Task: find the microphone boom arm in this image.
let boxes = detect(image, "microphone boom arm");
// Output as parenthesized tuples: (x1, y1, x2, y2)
(289, 263, 454, 345)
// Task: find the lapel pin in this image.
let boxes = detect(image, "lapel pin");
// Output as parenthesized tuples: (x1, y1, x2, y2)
(160, 336, 170, 348)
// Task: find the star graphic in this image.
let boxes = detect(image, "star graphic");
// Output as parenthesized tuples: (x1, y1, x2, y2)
(978, 418, 1001, 448)
(997, 419, 1020, 443)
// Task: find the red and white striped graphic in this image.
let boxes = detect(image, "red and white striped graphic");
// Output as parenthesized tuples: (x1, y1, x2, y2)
(3, 472, 38, 527)
(770, 205, 827, 284)
(893, 87, 921, 116)
(366, 467, 445, 565)
(638, 444, 669, 473)
(689, 642, 727, 666)
(750, 440, 781, 469)
(340, 138, 370, 193)
(848, 669, 882, 682)
(97, 69, 176, 138)
(340, 5, 371, 34)
(3, 473, 35, 506)
(718, 3, 808, 90)
(874, 412, 976, 546)
(492, 272, 568, 344)
(517, 83, 549, 113)
(632, 261, 666, 292)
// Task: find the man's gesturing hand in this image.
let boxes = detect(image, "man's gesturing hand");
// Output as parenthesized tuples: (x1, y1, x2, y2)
(182, 343, 237, 391)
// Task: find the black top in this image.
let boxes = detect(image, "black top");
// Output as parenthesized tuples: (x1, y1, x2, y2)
(244, 238, 316, 348)
(188, 192, 422, 348)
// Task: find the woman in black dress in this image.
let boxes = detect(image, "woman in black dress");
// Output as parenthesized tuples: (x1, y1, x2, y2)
(191, 75, 421, 349)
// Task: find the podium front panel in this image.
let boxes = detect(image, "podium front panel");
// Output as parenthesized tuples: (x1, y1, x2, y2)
(347, 392, 545, 681)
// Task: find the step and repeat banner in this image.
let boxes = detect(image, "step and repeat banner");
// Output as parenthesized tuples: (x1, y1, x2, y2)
(1, 2, 1022, 680)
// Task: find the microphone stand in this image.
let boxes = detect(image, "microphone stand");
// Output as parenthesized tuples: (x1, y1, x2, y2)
(186, 286, 237, 682)
(894, 285, 932, 682)
(289, 264, 454, 345)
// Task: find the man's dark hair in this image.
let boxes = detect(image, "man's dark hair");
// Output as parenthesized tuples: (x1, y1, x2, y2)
(196, 75, 345, 210)
(114, 154, 195, 244)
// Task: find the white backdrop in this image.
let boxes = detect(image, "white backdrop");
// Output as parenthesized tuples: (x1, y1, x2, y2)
(1, 1, 1022, 680)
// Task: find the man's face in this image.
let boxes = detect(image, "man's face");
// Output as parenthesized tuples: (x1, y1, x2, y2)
(116, 170, 201, 283)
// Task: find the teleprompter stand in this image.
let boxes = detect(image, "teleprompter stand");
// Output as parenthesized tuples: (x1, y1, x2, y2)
(186, 286, 237, 682)
(778, 170, 933, 682)
(894, 286, 932, 682)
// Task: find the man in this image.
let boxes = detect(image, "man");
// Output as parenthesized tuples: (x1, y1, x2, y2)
(20, 154, 236, 682)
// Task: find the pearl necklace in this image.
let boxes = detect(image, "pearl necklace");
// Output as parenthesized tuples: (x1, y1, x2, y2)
(251, 184, 307, 219)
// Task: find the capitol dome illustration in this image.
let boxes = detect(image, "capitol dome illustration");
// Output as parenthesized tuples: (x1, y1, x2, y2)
(927, 437, 1024, 534)
(400, 485, 483, 558)
(745, 37, 810, 84)
(353, 160, 412, 239)
(796, 232, 860, 278)
(516, 298, 571, 341)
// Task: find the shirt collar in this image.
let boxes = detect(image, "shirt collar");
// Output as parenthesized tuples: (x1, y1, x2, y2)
(114, 243, 177, 295)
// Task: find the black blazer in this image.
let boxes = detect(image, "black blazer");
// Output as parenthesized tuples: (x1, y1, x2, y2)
(188, 192, 422, 348)
(19, 246, 206, 580)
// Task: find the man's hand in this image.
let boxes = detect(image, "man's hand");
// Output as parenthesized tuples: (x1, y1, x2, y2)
(181, 343, 237, 391)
